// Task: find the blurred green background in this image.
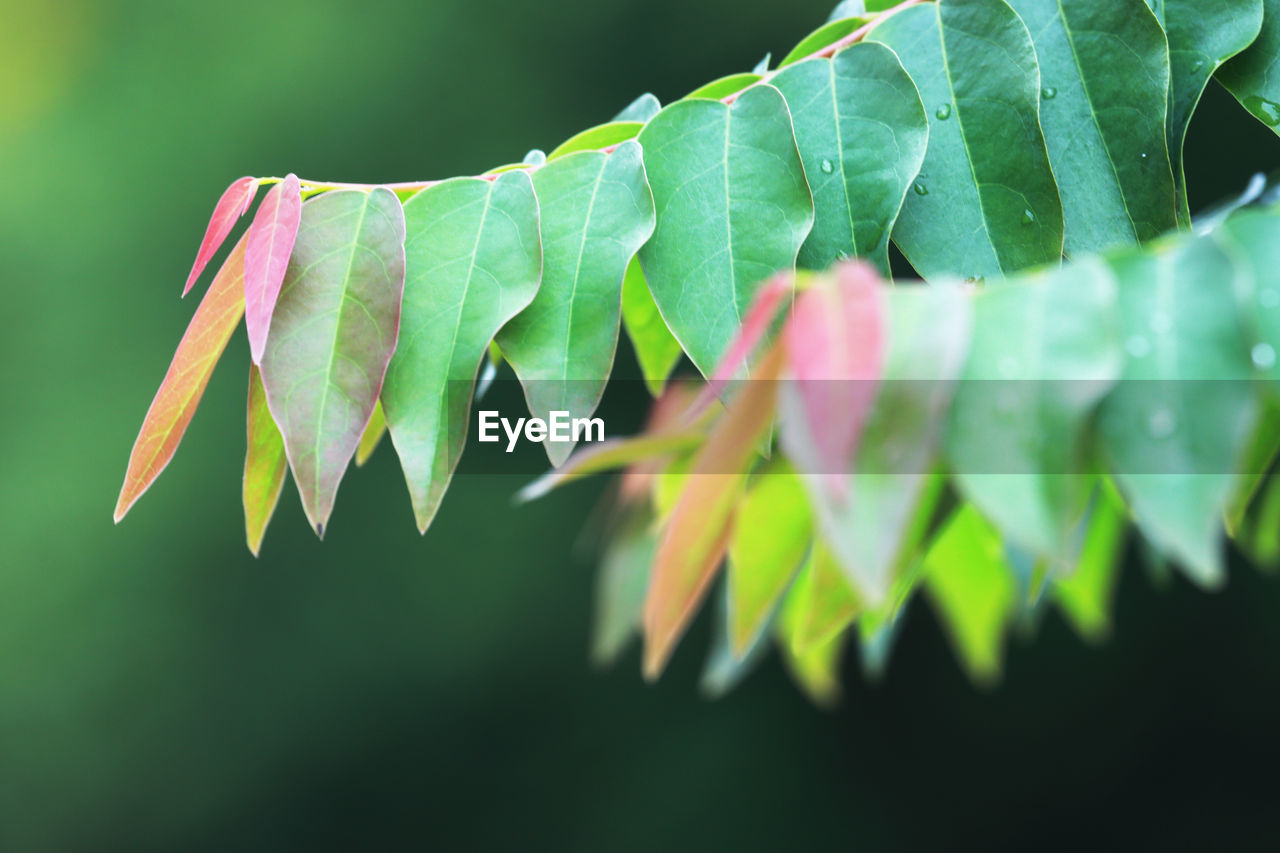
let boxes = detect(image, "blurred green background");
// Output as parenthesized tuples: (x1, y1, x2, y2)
(3, 1, 1280, 849)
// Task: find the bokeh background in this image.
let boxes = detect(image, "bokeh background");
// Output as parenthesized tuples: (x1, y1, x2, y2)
(3, 1, 1280, 849)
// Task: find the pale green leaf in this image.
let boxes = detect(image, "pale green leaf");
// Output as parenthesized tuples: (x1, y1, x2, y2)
(621, 257, 684, 396)
(1054, 478, 1130, 642)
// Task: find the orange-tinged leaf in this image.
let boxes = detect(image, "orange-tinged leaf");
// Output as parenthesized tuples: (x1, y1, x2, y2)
(244, 364, 287, 556)
(355, 401, 387, 467)
(245, 174, 301, 363)
(116, 235, 248, 522)
(183, 176, 256, 296)
(642, 343, 784, 679)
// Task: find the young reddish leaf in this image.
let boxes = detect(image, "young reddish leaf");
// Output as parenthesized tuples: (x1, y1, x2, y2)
(244, 174, 302, 363)
(183, 176, 257, 296)
(260, 188, 406, 537)
(355, 401, 388, 467)
(642, 344, 784, 680)
(244, 364, 287, 556)
(115, 235, 248, 522)
(782, 261, 886, 491)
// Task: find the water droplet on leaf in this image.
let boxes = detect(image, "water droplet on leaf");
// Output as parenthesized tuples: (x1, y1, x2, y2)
(1253, 343, 1278, 370)
(1140, 152, 1148, 160)
(820, 159, 834, 174)
(1147, 408, 1177, 439)
(1021, 209, 1036, 225)
(1126, 335, 1151, 359)
(1245, 96, 1280, 126)
(914, 182, 929, 196)
(935, 103, 952, 120)
(1041, 87, 1057, 100)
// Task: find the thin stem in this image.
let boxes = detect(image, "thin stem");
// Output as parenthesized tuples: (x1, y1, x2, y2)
(260, 0, 928, 193)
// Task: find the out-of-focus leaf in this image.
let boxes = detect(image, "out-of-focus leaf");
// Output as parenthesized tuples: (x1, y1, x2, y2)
(948, 258, 1121, 560)
(701, 578, 774, 698)
(788, 542, 862, 653)
(547, 121, 645, 160)
(613, 92, 662, 123)
(642, 345, 784, 679)
(1005, 0, 1178, 254)
(780, 262, 886, 489)
(869, 0, 1063, 279)
(522, 148, 547, 166)
(1218, 0, 1280, 134)
(1098, 235, 1259, 587)
(769, 42, 928, 273)
(355, 401, 387, 467)
(115, 235, 248, 522)
(1226, 397, 1280, 533)
(685, 73, 762, 100)
(1241, 474, 1280, 569)
(591, 513, 657, 666)
(923, 504, 1017, 685)
(517, 430, 703, 502)
(638, 84, 814, 375)
(497, 141, 656, 466)
(382, 171, 541, 532)
(260, 188, 406, 536)
(776, 571, 847, 708)
(752, 52, 772, 74)
(243, 364, 287, 556)
(779, 15, 873, 67)
(244, 173, 302, 363)
(727, 459, 813, 655)
(621, 257, 684, 396)
(183, 175, 256, 296)
(1054, 479, 1128, 642)
(1146, 0, 1263, 217)
(827, 0, 868, 21)
(788, 283, 971, 604)
(1217, 206, 1280, 386)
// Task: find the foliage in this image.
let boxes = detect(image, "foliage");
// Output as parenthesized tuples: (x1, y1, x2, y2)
(117, 0, 1280, 700)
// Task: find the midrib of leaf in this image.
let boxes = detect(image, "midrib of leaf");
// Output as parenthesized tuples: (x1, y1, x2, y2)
(559, 156, 610, 397)
(311, 195, 372, 515)
(936, 11, 1001, 272)
(1057, 0, 1145, 246)
(438, 181, 495, 432)
(827, 59, 859, 252)
(722, 109, 742, 333)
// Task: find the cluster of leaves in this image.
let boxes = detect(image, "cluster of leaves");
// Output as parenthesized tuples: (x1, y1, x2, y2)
(118, 0, 1280, 697)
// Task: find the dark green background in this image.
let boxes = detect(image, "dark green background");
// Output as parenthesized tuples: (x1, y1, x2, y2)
(3, 1, 1280, 849)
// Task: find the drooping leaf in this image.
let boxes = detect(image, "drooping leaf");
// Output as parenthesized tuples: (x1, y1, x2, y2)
(115, 235, 248, 522)
(775, 570, 847, 708)
(769, 42, 928, 273)
(686, 73, 762, 100)
(948, 257, 1122, 560)
(869, 0, 1064, 279)
(259, 188, 407, 536)
(923, 504, 1017, 685)
(1240, 473, 1280, 569)
(382, 171, 542, 532)
(496, 141, 656, 465)
(1217, 0, 1280, 133)
(637, 83, 814, 376)
(620, 257, 684, 396)
(613, 92, 662, 123)
(516, 430, 703, 502)
(1053, 478, 1128, 642)
(244, 173, 302, 363)
(547, 121, 645, 160)
(1004, 0, 1179, 254)
(1097, 234, 1260, 587)
(642, 345, 784, 679)
(779, 15, 873, 67)
(788, 542, 862, 654)
(1216, 205, 1280, 386)
(727, 459, 813, 655)
(591, 512, 657, 666)
(788, 283, 971, 604)
(243, 364, 288, 556)
(183, 175, 256, 296)
(701, 578, 774, 698)
(355, 401, 387, 467)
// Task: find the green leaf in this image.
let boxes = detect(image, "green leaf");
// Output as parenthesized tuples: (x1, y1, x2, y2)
(701, 578, 774, 699)
(779, 15, 873, 67)
(1004, 0, 1179, 253)
(948, 258, 1122, 560)
(775, 565, 847, 707)
(591, 513, 657, 667)
(382, 171, 542, 532)
(1097, 234, 1260, 587)
(727, 460, 813, 656)
(354, 400, 387, 467)
(637, 83, 814, 376)
(769, 42, 928, 274)
(547, 121, 645, 160)
(1149, 0, 1265, 218)
(1216, 205, 1280, 386)
(1218, 0, 1280, 133)
(923, 504, 1017, 685)
(869, 0, 1064, 279)
(621, 257, 684, 396)
(522, 148, 547, 166)
(827, 1, 868, 21)
(788, 283, 971, 604)
(496, 141, 656, 465)
(1054, 478, 1129, 642)
(684, 73, 762, 100)
(243, 365, 288, 556)
(613, 92, 662, 123)
(788, 542, 862, 654)
(259, 188, 406, 536)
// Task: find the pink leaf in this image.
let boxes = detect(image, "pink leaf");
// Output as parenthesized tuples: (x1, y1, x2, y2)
(182, 176, 257, 296)
(244, 174, 302, 363)
(782, 261, 887, 489)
